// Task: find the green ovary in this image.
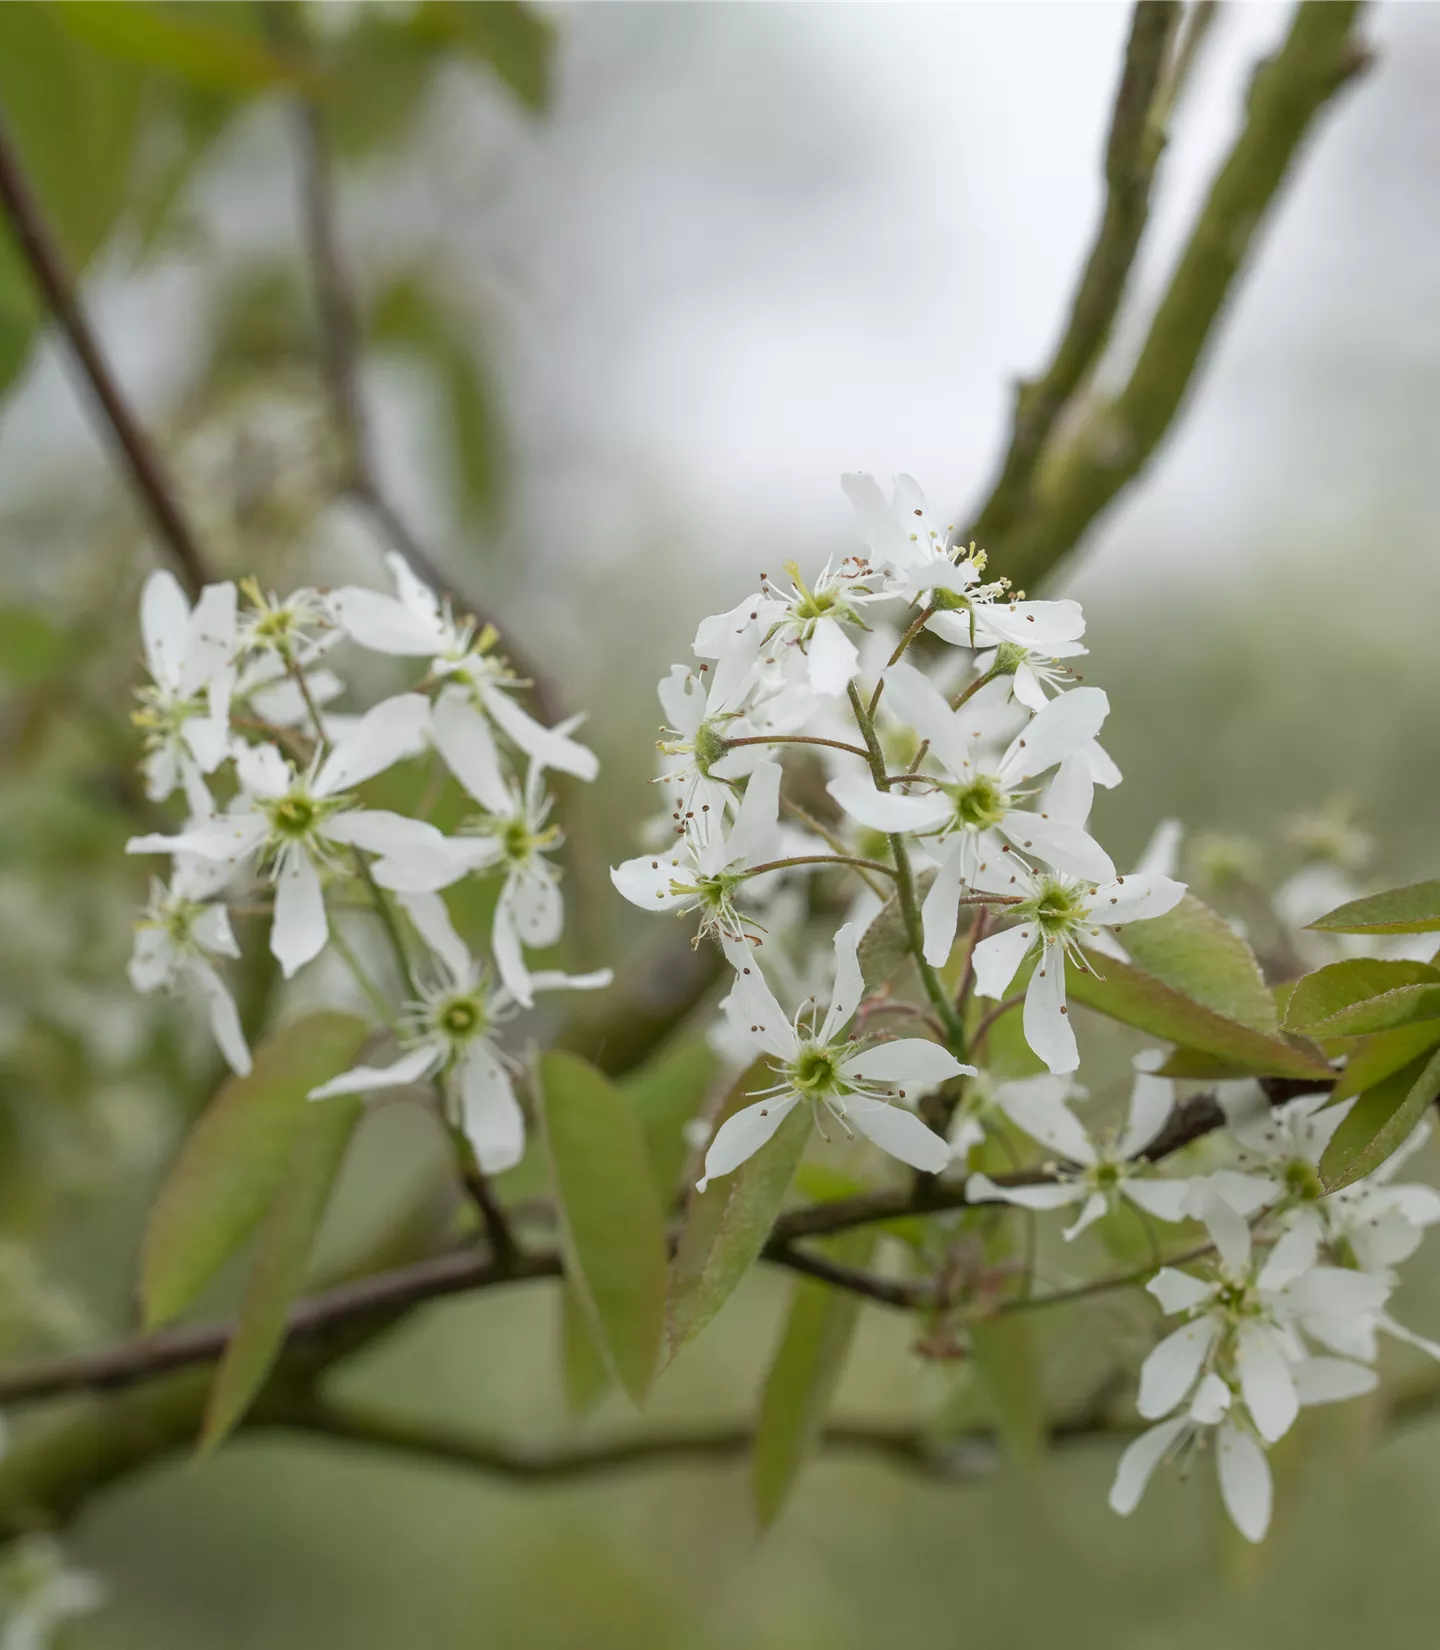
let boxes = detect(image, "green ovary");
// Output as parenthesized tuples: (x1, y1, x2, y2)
(439, 996, 485, 1040)
(789, 1044, 840, 1096)
(270, 795, 318, 839)
(1030, 878, 1087, 939)
(692, 720, 730, 775)
(951, 774, 1009, 830)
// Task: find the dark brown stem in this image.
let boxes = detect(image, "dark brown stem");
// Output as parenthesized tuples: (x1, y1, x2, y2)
(0, 108, 215, 596)
(724, 734, 872, 761)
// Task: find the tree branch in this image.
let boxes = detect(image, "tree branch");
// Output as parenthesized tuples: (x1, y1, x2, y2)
(968, 0, 1182, 550)
(991, 0, 1371, 590)
(0, 107, 215, 597)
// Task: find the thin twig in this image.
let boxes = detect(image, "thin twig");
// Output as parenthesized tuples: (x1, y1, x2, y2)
(0, 108, 215, 596)
(724, 734, 872, 761)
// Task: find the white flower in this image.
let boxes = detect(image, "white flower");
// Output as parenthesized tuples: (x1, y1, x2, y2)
(309, 892, 610, 1173)
(327, 552, 598, 782)
(696, 558, 888, 699)
(970, 863, 1186, 1073)
(697, 924, 974, 1190)
(128, 855, 250, 1076)
(132, 570, 237, 802)
(0, 1535, 105, 1650)
(829, 663, 1115, 966)
(974, 638, 1088, 712)
(612, 760, 785, 942)
(653, 654, 763, 825)
(235, 579, 333, 671)
(967, 1060, 1191, 1239)
(369, 755, 565, 1009)
(1137, 1197, 1385, 1445)
(126, 695, 443, 978)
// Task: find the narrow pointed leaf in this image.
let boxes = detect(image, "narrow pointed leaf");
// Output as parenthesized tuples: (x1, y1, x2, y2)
(623, 1036, 720, 1200)
(142, 1013, 371, 1328)
(1068, 953, 1329, 1080)
(752, 1230, 875, 1526)
(199, 1094, 363, 1453)
(857, 870, 936, 990)
(1329, 1021, 1440, 1104)
(1284, 958, 1440, 1039)
(538, 1052, 668, 1404)
(559, 1279, 612, 1418)
(1320, 1045, 1440, 1191)
(1120, 895, 1277, 1033)
(1308, 881, 1440, 936)
(666, 1060, 812, 1362)
(971, 1312, 1046, 1464)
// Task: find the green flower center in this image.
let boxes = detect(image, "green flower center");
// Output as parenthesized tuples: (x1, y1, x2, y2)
(789, 1044, 841, 1096)
(951, 774, 1009, 830)
(1026, 877, 1088, 940)
(1284, 1158, 1325, 1202)
(270, 795, 318, 839)
(438, 996, 485, 1041)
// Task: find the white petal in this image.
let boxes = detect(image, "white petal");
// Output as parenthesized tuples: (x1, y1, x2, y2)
(1200, 1193, 1252, 1276)
(964, 1173, 1081, 1212)
(921, 839, 966, 967)
(180, 715, 230, 774)
(506, 866, 564, 949)
(697, 1094, 803, 1192)
(998, 811, 1115, 883)
(1123, 1177, 1193, 1223)
(1375, 1311, 1440, 1361)
(1087, 873, 1187, 927)
(370, 837, 498, 893)
(1117, 1070, 1174, 1158)
(1235, 1323, 1299, 1442)
(1147, 1267, 1215, 1315)
(1024, 948, 1077, 1074)
(971, 923, 1037, 1000)
(271, 848, 328, 977)
(1292, 1356, 1378, 1406)
(827, 774, 949, 834)
(881, 661, 973, 776)
(234, 741, 292, 800)
(1042, 757, 1095, 828)
(480, 682, 599, 781)
(1001, 686, 1109, 782)
(996, 1080, 1094, 1164)
(128, 927, 177, 992)
(1062, 1190, 1110, 1241)
(611, 854, 690, 912)
(1109, 1418, 1188, 1517)
(1134, 818, 1183, 879)
(524, 968, 613, 995)
(840, 1039, 971, 1088)
(1190, 1169, 1281, 1219)
(325, 810, 448, 857)
(1137, 1318, 1218, 1419)
(725, 760, 783, 866)
(1189, 1371, 1232, 1425)
(459, 1043, 526, 1174)
(316, 694, 429, 795)
(179, 581, 238, 697)
(841, 471, 913, 568)
(126, 814, 269, 865)
(431, 690, 511, 813)
(326, 586, 442, 654)
(819, 922, 864, 1043)
(721, 944, 796, 1063)
(385, 551, 444, 625)
(309, 1042, 441, 1099)
(974, 598, 1086, 652)
(805, 617, 860, 696)
(1216, 1423, 1272, 1543)
(1257, 1212, 1321, 1292)
(188, 959, 251, 1076)
(140, 569, 192, 690)
(843, 1096, 950, 1173)
(492, 899, 534, 1008)
(398, 891, 471, 982)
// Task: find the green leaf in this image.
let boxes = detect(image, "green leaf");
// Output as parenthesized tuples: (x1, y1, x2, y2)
(1308, 881, 1440, 936)
(1154, 1049, 1262, 1080)
(1284, 959, 1440, 1039)
(53, 1, 303, 92)
(1319, 1045, 1440, 1191)
(856, 869, 936, 992)
(559, 1279, 611, 1419)
(970, 1312, 1046, 1464)
(199, 1093, 363, 1453)
(0, 610, 81, 686)
(411, 0, 554, 112)
(623, 1036, 720, 1201)
(666, 1060, 811, 1362)
(1330, 1020, 1440, 1104)
(1068, 952, 1330, 1081)
(1119, 894, 1277, 1033)
(538, 1052, 669, 1405)
(752, 1229, 874, 1527)
(141, 1013, 370, 1328)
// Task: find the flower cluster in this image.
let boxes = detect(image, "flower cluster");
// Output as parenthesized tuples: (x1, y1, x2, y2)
(124, 555, 609, 1171)
(612, 472, 1440, 1543)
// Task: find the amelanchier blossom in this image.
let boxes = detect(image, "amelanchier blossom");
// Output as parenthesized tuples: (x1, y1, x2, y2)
(127, 695, 444, 977)
(971, 863, 1187, 1073)
(309, 893, 610, 1172)
(132, 571, 236, 802)
(697, 924, 974, 1190)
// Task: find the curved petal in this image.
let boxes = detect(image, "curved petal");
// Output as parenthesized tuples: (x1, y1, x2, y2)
(725, 760, 783, 866)
(128, 927, 177, 993)
(479, 683, 599, 782)
(1024, 949, 1077, 1074)
(843, 1096, 950, 1173)
(611, 854, 690, 912)
(964, 1173, 1081, 1212)
(431, 690, 511, 813)
(971, 923, 1037, 1000)
(1086, 873, 1187, 927)
(188, 958, 251, 1076)
(397, 890, 471, 982)
(1041, 757, 1095, 828)
(1147, 1267, 1215, 1316)
(721, 945, 797, 1063)
(881, 662, 972, 777)
(179, 581, 238, 697)
(506, 866, 564, 949)
(370, 837, 499, 894)
(458, 1043, 526, 1174)
(839, 1039, 971, 1090)
(126, 814, 269, 865)
(998, 812, 1115, 883)
(140, 570, 192, 690)
(1216, 1423, 1272, 1543)
(235, 741, 292, 801)
(316, 694, 430, 795)
(1291, 1356, 1378, 1406)
(1123, 1177, 1193, 1224)
(1118, 1069, 1174, 1158)
(491, 899, 533, 1008)
(324, 811, 447, 860)
(1001, 686, 1109, 782)
(697, 1094, 803, 1192)
(804, 617, 860, 696)
(1257, 1211, 1321, 1292)
(271, 848, 328, 978)
(1108, 1418, 1188, 1517)
(996, 1077, 1094, 1164)
(920, 839, 966, 967)
(1235, 1323, 1299, 1443)
(819, 922, 864, 1043)
(326, 586, 442, 654)
(974, 598, 1086, 652)
(827, 774, 949, 834)
(1137, 1318, 1218, 1419)
(1198, 1193, 1252, 1277)
(1062, 1189, 1110, 1241)
(309, 1042, 441, 1100)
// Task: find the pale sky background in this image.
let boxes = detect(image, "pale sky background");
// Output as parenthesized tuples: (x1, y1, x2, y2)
(2, 2, 1436, 615)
